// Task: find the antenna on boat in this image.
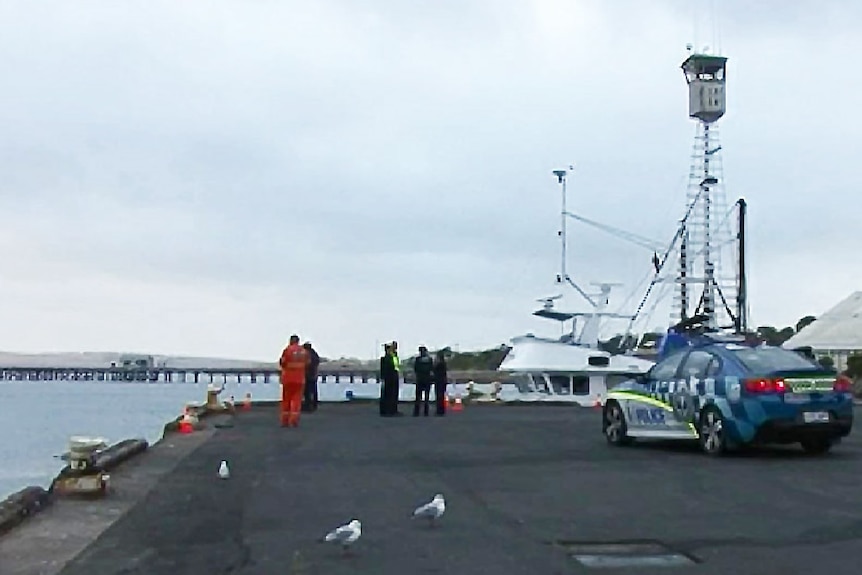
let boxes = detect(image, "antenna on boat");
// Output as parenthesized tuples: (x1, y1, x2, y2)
(552, 167, 596, 307)
(532, 169, 636, 348)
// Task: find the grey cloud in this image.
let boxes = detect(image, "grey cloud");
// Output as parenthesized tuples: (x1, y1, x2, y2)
(0, 0, 860, 357)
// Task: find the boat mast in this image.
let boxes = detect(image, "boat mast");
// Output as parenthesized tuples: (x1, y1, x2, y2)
(554, 169, 568, 289)
(735, 198, 748, 333)
(552, 168, 596, 308)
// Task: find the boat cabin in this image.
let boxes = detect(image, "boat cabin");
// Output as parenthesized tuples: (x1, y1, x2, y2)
(497, 335, 655, 406)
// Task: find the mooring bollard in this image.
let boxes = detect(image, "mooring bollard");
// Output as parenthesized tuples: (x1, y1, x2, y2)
(206, 383, 225, 410)
(51, 437, 149, 498)
(52, 436, 111, 497)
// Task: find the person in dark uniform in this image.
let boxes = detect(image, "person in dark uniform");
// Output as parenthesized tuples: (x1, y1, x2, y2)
(412, 346, 434, 417)
(379, 344, 402, 416)
(379, 344, 392, 416)
(302, 342, 320, 413)
(433, 350, 448, 416)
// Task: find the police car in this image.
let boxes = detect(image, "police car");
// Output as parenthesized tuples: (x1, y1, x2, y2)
(602, 331, 854, 456)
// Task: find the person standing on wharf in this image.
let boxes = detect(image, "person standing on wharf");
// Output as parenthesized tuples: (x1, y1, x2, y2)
(279, 335, 308, 427)
(412, 346, 434, 417)
(433, 349, 448, 416)
(302, 341, 320, 413)
(379, 342, 402, 417)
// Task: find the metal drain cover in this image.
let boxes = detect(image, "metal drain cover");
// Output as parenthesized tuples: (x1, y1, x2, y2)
(557, 541, 697, 568)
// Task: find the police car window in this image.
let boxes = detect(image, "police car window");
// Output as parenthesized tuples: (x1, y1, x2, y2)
(679, 350, 714, 378)
(705, 357, 722, 377)
(650, 350, 687, 380)
(729, 346, 818, 373)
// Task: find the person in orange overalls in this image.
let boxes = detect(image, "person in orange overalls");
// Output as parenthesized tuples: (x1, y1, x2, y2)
(279, 335, 309, 427)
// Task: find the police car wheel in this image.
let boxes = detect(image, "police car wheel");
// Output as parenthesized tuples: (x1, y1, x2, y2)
(698, 407, 726, 456)
(604, 402, 632, 446)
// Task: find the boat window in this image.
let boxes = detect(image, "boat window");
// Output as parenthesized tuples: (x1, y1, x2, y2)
(548, 375, 571, 394)
(511, 373, 534, 393)
(572, 375, 589, 395)
(649, 350, 688, 380)
(531, 373, 551, 393)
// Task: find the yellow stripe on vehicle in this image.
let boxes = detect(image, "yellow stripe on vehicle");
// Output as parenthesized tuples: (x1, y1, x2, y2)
(607, 391, 699, 437)
(608, 391, 673, 411)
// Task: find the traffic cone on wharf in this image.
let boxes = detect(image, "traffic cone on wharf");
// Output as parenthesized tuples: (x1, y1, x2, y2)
(178, 406, 197, 434)
(452, 396, 464, 412)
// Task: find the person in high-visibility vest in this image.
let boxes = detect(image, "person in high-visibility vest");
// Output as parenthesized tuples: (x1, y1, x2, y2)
(279, 335, 308, 427)
(379, 341, 402, 416)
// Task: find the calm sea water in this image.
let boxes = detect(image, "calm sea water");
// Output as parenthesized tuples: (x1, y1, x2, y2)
(0, 377, 478, 499)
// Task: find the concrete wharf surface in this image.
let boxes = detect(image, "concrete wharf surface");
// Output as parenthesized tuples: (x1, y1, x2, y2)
(4, 403, 862, 574)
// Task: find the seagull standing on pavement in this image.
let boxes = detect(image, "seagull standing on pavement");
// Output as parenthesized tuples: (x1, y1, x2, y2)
(412, 493, 446, 527)
(323, 519, 362, 555)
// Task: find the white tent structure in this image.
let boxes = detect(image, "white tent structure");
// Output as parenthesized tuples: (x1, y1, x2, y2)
(782, 291, 862, 370)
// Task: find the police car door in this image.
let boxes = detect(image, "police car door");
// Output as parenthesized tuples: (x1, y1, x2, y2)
(628, 350, 688, 435)
(670, 350, 720, 435)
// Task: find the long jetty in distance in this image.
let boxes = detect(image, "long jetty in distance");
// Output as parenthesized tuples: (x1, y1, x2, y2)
(0, 365, 507, 384)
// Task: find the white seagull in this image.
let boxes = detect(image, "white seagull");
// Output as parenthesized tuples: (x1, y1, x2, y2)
(323, 519, 362, 555)
(412, 493, 445, 527)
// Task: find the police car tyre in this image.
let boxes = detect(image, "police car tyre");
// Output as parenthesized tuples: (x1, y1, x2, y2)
(800, 437, 833, 455)
(603, 402, 633, 446)
(698, 407, 727, 456)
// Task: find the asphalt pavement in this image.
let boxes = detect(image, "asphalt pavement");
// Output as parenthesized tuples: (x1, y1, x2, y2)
(54, 402, 862, 574)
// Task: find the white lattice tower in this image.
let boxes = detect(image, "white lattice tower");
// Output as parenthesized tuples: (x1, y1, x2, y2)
(673, 51, 738, 330)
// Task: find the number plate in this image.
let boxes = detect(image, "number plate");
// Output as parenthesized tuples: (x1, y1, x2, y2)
(803, 411, 830, 424)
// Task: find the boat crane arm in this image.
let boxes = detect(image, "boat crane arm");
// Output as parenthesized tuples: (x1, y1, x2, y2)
(564, 211, 665, 252)
(565, 276, 597, 308)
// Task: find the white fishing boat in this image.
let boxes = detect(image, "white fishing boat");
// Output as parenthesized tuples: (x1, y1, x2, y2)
(498, 334, 654, 406)
(495, 168, 656, 406)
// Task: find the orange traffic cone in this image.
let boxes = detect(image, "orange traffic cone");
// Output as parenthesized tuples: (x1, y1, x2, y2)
(443, 396, 450, 410)
(452, 397, 464, 412)
(178, 407, 194, 434)
(243, 393, 252, 411)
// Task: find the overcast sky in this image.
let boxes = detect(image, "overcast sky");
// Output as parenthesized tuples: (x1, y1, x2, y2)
(0, 0, 857, 361)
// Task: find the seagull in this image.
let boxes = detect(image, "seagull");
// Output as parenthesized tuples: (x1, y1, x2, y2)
(412, 493, 445, 527)
(323, 519, 362, 555)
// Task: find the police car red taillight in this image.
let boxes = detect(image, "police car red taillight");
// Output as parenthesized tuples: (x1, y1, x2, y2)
(833, 375, 852, 393)
(744, 377, 786, 393)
